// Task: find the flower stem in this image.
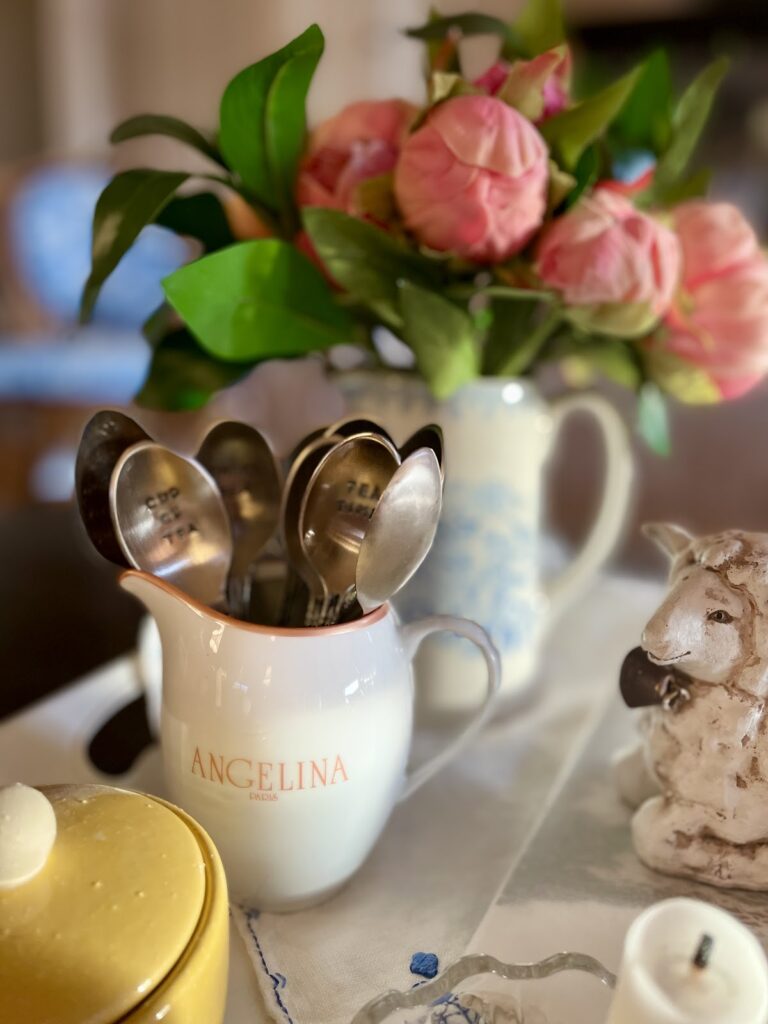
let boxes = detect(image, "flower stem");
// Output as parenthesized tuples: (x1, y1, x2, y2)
(495, 307, 562, 377)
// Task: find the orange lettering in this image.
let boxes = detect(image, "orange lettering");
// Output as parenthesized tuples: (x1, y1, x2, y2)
(310, 758, 328, 788)
(297, 762, 304, 790)
(278, 763, 294, 792)
(330, 755, 349, 785)
(258, 762, 273, 791)
(191, 746, 206, 778)
(226, 757, 252, 789)
(209, 753, 225, 785)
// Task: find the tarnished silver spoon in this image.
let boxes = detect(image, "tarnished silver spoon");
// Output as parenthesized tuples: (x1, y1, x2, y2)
(75, 410, 150, 564)
(400, 423, 444, 479)
(356, 447, 443, 612)
(323, 416, 395, 446)
(109, 440, 232, 609)
(278, 435, 343, 626)
(299, 432, 401, 624)
(196, 421, 281, 619)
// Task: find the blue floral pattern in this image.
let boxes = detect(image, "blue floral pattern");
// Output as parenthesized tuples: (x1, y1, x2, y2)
(429, 992, 518, 1023)
(397, 480, 538, 656)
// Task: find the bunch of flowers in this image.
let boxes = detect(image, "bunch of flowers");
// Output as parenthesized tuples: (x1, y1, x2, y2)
(81, 2, 768, 451)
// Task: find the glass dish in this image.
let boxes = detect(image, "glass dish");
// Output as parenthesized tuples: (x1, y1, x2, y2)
(351, 951, 616, 1024)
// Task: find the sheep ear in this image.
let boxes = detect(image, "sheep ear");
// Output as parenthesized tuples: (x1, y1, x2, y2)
(642, 522, 693, 559)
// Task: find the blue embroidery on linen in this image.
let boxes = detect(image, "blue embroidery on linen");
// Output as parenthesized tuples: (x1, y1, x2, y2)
(410, 951, 439, 979)
(244, 908, 295, 1024)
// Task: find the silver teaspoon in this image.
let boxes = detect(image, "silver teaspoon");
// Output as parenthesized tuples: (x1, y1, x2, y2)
(356, 447, 443, 613)
(196, 421, 281, 619)
(75, 410, 150, 564)
(299, 432, 401, 624)
(109, 440, 232, 609)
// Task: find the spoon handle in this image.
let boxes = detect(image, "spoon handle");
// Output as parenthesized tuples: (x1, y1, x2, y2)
(310, 587, 359, 627)
(278, 569, 312, 628)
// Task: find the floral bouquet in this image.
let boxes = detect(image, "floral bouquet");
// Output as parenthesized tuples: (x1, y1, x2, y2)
(80, 0, 768, 452)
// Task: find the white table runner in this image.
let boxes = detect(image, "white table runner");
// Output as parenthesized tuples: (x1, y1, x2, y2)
(0, 575, 662, 1023)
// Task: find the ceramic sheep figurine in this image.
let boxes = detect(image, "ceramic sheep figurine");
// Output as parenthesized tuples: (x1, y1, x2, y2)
(615, 523, 768, 890)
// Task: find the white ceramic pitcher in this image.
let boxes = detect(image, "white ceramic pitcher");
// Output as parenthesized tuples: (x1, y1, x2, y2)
(339, 372, 633, 711)
(121, 570, 500, 911)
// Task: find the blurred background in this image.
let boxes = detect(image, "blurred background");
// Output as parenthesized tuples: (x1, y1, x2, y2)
(1, 0, 767, 714)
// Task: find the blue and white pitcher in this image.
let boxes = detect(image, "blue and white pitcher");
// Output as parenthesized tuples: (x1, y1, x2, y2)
(339, 372, 634, 712)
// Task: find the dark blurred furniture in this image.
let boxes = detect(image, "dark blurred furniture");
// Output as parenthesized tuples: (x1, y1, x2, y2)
(0, 401, 142, 718)
(0, 502, 141, 718)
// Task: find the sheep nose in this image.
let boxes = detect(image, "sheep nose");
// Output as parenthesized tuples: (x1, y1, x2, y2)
(641, 628, 671, 657)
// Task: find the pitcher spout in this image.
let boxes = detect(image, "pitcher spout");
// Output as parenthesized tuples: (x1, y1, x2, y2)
(119, 570, 202, 639)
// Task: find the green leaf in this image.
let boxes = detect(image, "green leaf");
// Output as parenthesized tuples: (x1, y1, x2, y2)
(486, 285, 554, 302)
(162, 239, 352, 362)
(80, 169, 189, 322)
(110, 114, 226, 167)
(646, 167, 711, 207)
(610, 50, 673, 153)
(651, 56, 729, 195)
(584, 345, 642, 390)
(645, 348, 719, 404)
(482, 297, 539, 375)
(548, 159, 577, 211)
(154, 191, 235, 252)
(565, 145, 600, 208)
(554, 336, 642, 390)
(637, 382, 670, 456)
(302, 207, 440, 328)
(430, 70, 480, 103)
(424, 6, 461, 73)
(135, 328, 253, 411)
(398, 282, 480, 398)
(450, 283, 553, 302)
(515, 0, 565, 56)
(354, 173, 397, 223)
(141, 304, 178, 347)
(496, 307, 561, 376)
(219, 24, 324, 226)
(542, 64, 643, 170)
(566, 300, 658, 339)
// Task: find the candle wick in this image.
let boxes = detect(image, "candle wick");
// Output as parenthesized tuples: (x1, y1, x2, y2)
(692, 933, 714, 969)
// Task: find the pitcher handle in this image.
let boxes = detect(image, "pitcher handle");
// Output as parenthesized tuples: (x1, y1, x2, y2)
(399, 615, 500, 802)
(544, 392, 634, 621)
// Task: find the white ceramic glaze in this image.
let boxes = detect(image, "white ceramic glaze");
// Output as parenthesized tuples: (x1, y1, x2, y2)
(619, 525, 768, 890)
(120, 571, 499, 911)
(339, 372, 633, 710)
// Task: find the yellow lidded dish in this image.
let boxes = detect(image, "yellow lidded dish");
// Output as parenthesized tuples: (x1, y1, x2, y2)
(0, 783, 228, 1024)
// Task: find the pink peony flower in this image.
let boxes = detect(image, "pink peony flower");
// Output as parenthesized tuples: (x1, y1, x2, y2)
(536, 187, 681, 337)
(474, 47, 571, 122)
(394, 94, 549, 262)
(297, 99, 416, 216)
(660, 201, 768, 399)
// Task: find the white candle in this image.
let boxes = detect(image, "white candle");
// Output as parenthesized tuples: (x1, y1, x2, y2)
(607, 898, 768, 1024)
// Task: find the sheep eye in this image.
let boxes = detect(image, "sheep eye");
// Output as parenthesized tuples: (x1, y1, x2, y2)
(708, 609, 734, 624)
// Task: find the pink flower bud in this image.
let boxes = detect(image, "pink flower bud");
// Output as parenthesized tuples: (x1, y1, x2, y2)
(394, 95, 549, 263)
(660, 201, 768, 399)
(474, 48, 571, 122)
(297, 100, 416, 216)
(536, 188, 681, 337)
